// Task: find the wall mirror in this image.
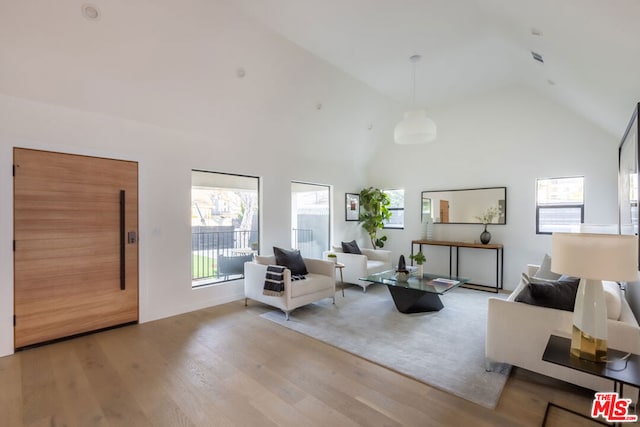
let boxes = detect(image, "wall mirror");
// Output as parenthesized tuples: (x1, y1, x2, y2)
(421, 187, 507, 224)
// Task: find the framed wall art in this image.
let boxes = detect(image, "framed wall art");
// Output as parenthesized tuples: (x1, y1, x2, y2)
(345, 193, 360, 221)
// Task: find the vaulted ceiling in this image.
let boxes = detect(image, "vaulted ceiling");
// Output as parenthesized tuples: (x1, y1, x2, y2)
(231, 0, 640, 138)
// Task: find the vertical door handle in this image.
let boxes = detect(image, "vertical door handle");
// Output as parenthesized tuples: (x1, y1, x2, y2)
(120, 190, 126, 290)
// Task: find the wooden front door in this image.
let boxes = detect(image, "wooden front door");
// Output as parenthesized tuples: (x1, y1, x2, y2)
(440, 200, 450, 223)
(13, 148, 139, 349)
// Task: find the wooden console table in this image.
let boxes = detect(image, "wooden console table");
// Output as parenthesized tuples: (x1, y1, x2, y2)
(411, 239, 504, 292)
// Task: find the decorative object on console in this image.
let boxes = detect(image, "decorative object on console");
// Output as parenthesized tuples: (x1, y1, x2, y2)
(476, 205, 501, 245)
(551, 233, 639, 362)
(395, 254, 410, 281)
(409, 251, 426, 277)
(421, 215, 434, 240)
(393, 55, 436, 144)
(480, 225, 491, 245)
(358, 187, 391, 249)
(327, 253, 337, 263)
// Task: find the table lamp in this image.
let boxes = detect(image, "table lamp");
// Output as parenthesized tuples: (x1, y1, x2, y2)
(551, 233, 638, 362)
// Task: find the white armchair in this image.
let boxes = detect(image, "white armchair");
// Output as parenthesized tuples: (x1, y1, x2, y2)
(244, 255, 336, 320)
(322, 247, 392, 292)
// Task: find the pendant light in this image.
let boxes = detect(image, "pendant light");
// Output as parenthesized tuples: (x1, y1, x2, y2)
(394, 55, 437, 144)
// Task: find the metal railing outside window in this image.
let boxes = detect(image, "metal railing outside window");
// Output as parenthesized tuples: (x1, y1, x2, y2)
(191, 228, 258, 283)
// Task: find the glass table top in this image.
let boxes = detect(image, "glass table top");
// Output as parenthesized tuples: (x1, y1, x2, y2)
(360, 270, 469, 295)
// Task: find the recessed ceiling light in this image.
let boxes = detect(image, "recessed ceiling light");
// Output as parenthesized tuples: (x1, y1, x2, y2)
(81, 4, 100, 21)
(236, 68, 246, 78)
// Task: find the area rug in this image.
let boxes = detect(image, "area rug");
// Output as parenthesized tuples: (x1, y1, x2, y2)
(260, 284, 511, 409)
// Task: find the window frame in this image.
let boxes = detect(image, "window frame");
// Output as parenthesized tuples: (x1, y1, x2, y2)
(191, 170, 260, 287)
(291, 181, 332, 258)
(383, 188, 405, 230)
(535, 176, 584, 235)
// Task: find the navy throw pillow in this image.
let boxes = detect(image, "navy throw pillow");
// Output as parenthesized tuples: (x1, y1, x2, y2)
(515, 273, 580, 312)
(273, 247, 308, 276)
(341, 240, 362, 255)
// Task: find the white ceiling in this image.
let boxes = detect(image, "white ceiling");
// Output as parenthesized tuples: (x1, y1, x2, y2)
(231, 0, 640, 138)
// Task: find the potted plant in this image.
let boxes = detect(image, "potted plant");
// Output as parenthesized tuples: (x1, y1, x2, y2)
(327, 252, 337, 263)
(409, 251, 426, 277)
(358, 187, 391, 249)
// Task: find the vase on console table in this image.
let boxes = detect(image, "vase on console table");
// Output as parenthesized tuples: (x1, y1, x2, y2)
(421, 216, 434, 240)
(417, 264, 424, 278)
(480, 224, 491, 245)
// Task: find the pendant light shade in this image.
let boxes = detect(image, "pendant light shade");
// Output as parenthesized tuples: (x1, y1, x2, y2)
(394, 55, 436, 144)
(394, 110, 437, 144)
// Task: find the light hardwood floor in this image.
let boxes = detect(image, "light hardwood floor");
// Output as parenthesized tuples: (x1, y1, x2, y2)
(0, 297, 620, 427)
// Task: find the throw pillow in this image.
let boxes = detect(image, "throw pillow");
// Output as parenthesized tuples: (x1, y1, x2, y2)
(533, 254, 562, 281)
(515, 273, 580, 312)
(341, 240, 362, 255)
(273, 247, 308, 276)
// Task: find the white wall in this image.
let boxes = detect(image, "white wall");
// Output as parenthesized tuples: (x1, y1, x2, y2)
(0, 1, 394, 356)
(0, 1, 626, 357)
(367, 86, 619, 289)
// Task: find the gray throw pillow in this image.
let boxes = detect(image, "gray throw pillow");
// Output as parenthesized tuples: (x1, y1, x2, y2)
(533, 254, 562, 281)
(341, 240, 362, 255)
(515, 273, 580, 312)
(273, 247, 308, 276)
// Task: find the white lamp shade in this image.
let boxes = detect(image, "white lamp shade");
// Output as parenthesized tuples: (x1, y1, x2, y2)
(551, 233, 639, 282)
(394, 110, 436, 144)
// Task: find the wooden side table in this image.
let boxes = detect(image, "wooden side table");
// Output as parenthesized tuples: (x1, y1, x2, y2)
(334, 262, 345, 296)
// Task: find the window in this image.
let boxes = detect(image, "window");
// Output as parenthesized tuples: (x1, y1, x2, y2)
(536, 176, 584, 234)
(191, 171, 259, 287)
(291, 182, 330, 258)
(383, 189, 405, 229)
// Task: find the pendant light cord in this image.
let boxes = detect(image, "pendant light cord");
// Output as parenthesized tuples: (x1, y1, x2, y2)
(412, 60, 416, 107)
(409, 54, 421, 108)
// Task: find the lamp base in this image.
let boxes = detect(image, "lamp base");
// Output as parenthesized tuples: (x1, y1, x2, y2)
(571, 324, 607, 362)
(570, 278, 608, 363)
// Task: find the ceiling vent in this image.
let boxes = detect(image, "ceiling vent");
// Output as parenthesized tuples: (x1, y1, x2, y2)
(531, 51, 544, 63)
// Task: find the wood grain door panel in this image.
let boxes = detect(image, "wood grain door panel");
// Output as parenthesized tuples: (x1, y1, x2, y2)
(440, 200, 450, 223)
(14, 148, 138, 348)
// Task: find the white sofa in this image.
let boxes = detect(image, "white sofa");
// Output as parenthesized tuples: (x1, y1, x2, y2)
(244, 255, 335, 320)
(486, 264, 640, 399)
(322, 246, 392, 292)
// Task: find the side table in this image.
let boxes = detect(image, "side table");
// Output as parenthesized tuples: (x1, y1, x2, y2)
(542, 335, 640, 426)
(334, 262, 345, 297)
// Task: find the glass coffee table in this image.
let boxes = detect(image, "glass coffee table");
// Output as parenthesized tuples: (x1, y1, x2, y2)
(360, 270, 468, 313)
